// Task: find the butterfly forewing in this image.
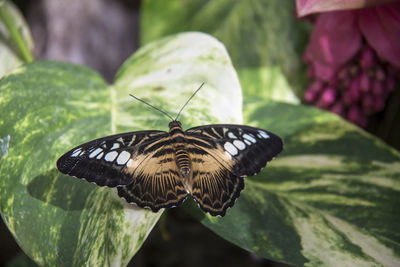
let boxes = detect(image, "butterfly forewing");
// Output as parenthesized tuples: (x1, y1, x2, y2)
(56, 130, 168, 187)
(185, 124, 283, 177)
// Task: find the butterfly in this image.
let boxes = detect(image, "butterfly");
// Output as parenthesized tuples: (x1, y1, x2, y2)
(56, 84, 283, 216)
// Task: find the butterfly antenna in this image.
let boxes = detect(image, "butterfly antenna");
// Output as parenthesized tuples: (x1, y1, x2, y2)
(175, 82, 205, 121)
(129, 94, 174, 121)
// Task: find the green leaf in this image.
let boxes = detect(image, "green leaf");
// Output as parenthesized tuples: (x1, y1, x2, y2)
(0, 0, 34, 77)
(141, 0, 311, 103)
(185, 99, 400, 266)
(0, 32, 242, 266)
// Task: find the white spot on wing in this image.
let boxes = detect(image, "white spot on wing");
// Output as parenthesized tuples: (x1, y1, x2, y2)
(233, 140, 246, 150)
(243, 134, 256, 143)
(211, 128, 221, 137)
(126, 159, 133, 167)
(96, 152, 104, 159)
(224, 142, 238, 156)
(111, 143, 120, 150)
(258, 130, 270, 139)
(71, 148, 82, 157)
(117, 151, 131, 165)
(128, 135, 136, 146)
(89, 148, 103, 158)
(227, 132, 237, 139)
(105, 151, 118, 162)
(244, 139, 251, 145)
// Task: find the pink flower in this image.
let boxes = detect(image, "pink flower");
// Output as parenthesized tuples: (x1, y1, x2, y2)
(302, 3, 400, 81)
(296, 0, 396, 17)
(299, 0, 400, 127)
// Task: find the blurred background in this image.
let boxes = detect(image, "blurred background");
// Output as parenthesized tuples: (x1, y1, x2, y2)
(1, 0, 399, 266)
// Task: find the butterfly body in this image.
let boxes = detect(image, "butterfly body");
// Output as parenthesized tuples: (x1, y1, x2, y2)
(168, 120, 192, 178)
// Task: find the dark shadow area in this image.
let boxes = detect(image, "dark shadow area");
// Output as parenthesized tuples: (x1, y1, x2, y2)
(367, 83, 400, 151)
(181, 195, 206, 221)
(130, 207, 293, 267)
(27, 169, 95, 211)
(0, 218, 29, 266)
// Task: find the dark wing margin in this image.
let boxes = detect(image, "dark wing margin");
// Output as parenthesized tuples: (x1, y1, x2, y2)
(185, 124, 283, 177)
(56, 130, 168, 187)
(117, 142, 188, 212)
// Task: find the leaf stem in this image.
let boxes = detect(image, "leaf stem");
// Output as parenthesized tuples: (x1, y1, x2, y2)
(0, 0, 34, 63)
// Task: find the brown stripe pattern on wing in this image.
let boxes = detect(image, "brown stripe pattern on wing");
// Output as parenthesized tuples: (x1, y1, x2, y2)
(186, 124, 283, 177)
(56, 130, 168, 187)
(118, 139, 187, 211)
(186, 142, 244, 216)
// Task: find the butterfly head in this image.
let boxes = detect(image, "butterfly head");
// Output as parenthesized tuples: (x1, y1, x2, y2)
(168, 120, 182, 129)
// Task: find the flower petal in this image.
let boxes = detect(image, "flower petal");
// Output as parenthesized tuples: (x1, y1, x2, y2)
(304, 11, 362, 81)
(296, 0, 396, 17)
(359, 3, 400, 68)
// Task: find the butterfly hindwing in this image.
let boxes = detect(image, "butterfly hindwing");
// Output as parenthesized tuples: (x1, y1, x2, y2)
(56, 130, 168, 187)
(186, 143, 244, 216)
(117, 141, 188, 211)
(186, 124, 283, 177)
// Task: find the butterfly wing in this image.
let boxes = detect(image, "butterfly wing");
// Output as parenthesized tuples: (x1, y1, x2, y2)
(57, 130, 188, 211)
(117, 142, 188, 211)
(186, 124, 283, 177)
(185, 143, 244, 216)
(57, 130, 169, 187)
(184, 125, 282, 216)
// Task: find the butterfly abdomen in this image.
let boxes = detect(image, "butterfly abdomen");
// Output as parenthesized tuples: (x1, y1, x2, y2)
(169, 121, 191, 177)
(175, 148, 190, 176)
